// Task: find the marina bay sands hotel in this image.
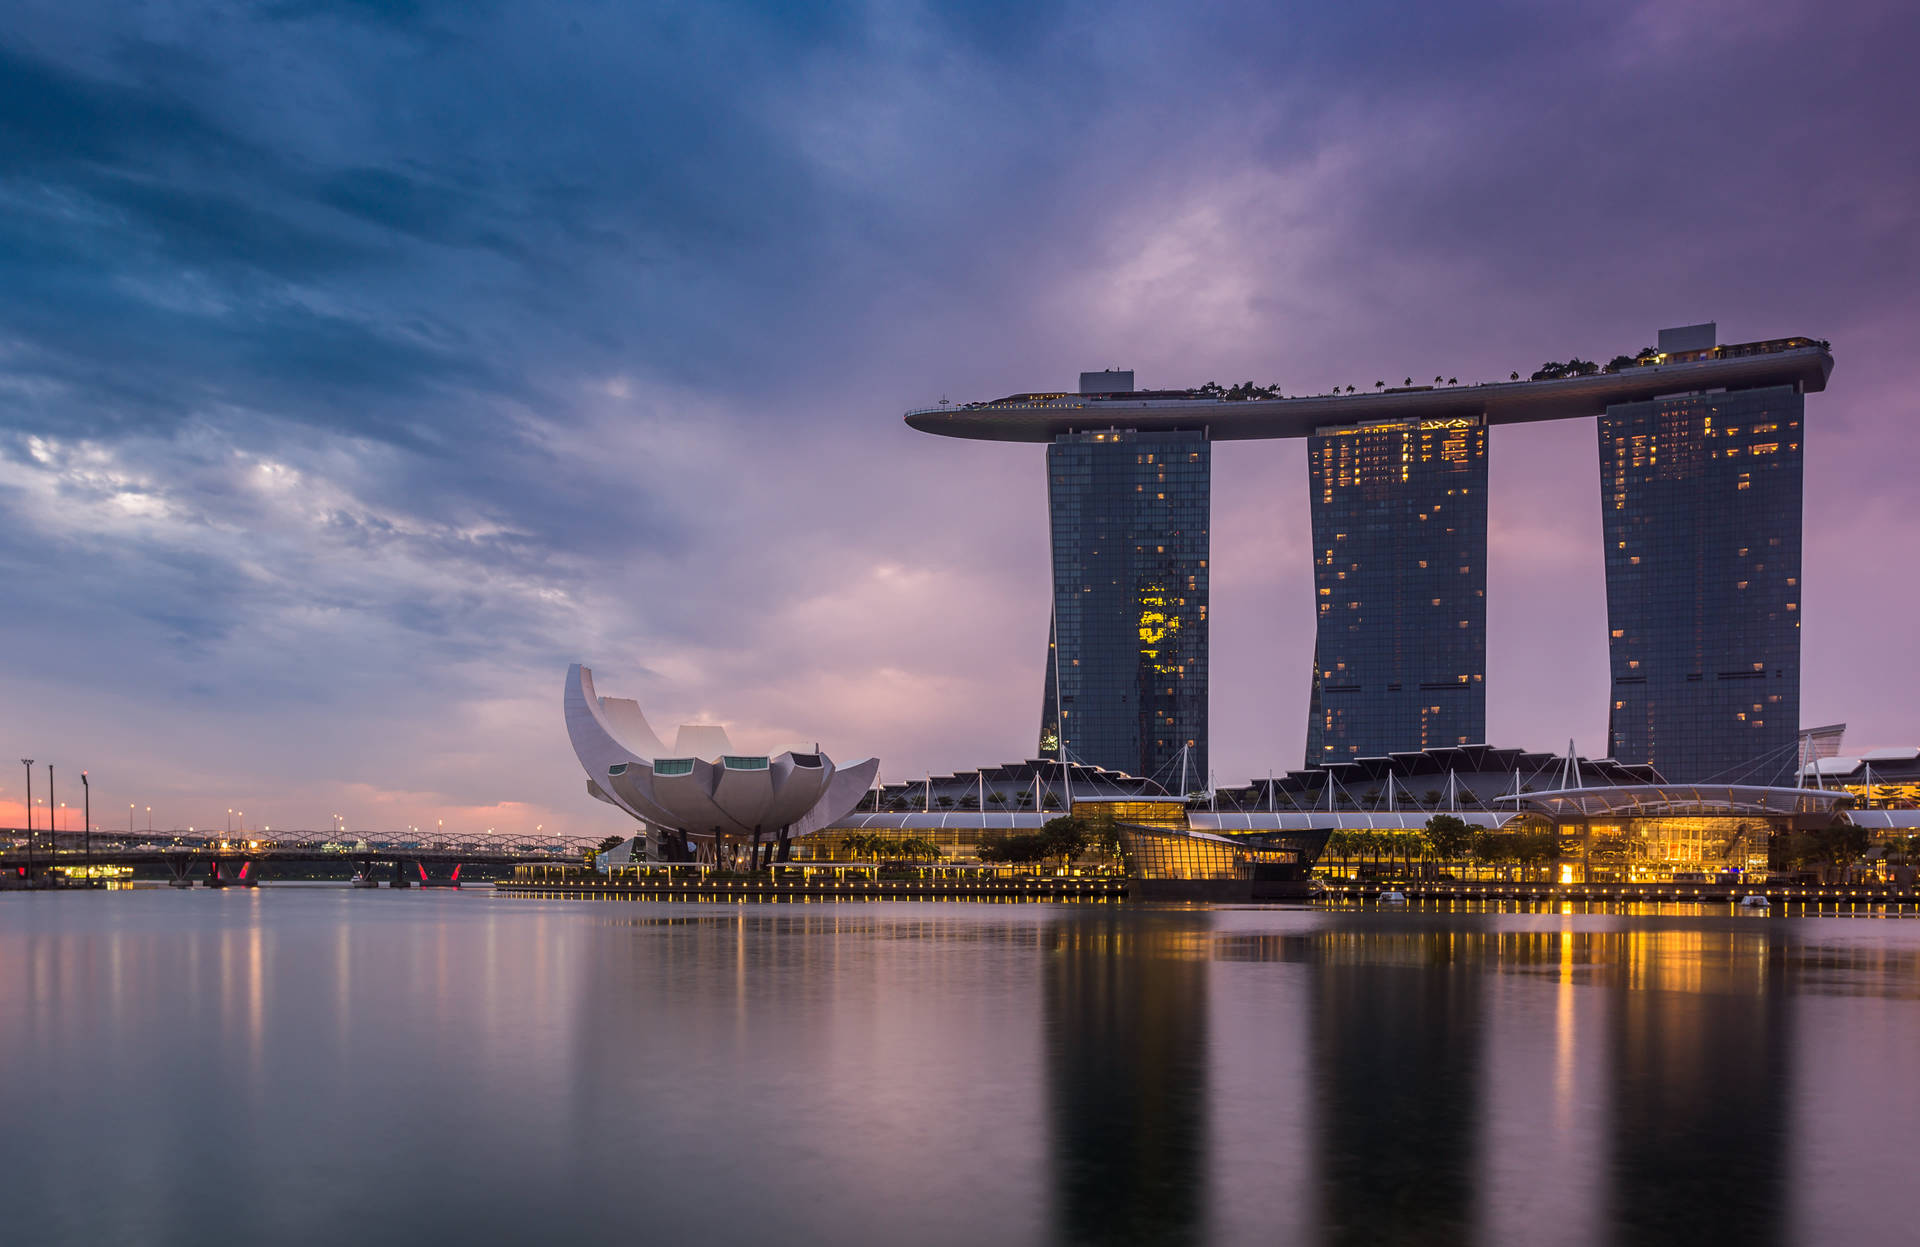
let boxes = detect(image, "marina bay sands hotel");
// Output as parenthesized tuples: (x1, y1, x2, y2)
(906, 324, 1834, 786)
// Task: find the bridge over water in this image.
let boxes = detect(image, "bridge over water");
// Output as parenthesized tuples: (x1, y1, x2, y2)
(0, 826, 600, 887)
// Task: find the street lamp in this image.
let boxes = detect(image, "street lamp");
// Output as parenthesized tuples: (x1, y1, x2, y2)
(80, 771, 90, 874)
(21, 759, 33, 883)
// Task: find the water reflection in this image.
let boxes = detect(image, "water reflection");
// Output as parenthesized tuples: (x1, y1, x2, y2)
(1214, 921, 1815, 1247)
(1, 896, 1917, 1246)
(1045, 915, 1210, 1246)
(1602, 929, 1791, 1247)
(1309, 930, 1483, 1246)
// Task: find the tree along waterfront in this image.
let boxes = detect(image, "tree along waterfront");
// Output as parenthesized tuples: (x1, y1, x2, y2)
(1320, 818, 1569, 883)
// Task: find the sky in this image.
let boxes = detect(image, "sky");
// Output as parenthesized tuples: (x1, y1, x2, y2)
(1, 0, 1916, 837)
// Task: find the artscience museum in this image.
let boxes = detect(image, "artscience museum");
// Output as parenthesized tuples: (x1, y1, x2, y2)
(564, 664, 878, 868)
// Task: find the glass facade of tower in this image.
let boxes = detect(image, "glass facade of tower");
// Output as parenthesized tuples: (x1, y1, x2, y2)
(1305, 415, 1487, 763)
(1040, 429, 1209, 788)
(1599, 385, 1803, 782)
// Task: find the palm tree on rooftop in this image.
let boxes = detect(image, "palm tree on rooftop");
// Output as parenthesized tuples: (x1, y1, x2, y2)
(1510, 371, 1520, 380)
(1448, 377, 1458, 385)
(1404, 376, 1412, 386)
(1374, 380, 1385, 391)
(1434, 375, 1443, 385)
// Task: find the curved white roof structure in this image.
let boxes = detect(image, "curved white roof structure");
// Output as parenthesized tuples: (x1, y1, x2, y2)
(565, 664, 877, 842)
(1498, 783, 1848, 819)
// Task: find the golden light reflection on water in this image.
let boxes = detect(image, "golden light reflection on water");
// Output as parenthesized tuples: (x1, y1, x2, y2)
(3, 893, 1919, 1245)
(1555, 918, 1576, 1134)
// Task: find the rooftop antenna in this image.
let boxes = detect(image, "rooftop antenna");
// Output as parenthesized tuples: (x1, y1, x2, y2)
(924, 777, 931, 814)
(1050, 606, 1073, 812)
(1268, 769, 1276, 813)
(1210, 769, 1217, 813)
(1179, 744, 1190, 803)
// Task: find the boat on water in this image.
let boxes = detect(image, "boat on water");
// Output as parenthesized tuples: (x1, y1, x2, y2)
(350, 873, 380, 889)
(1378, 890, 1408, 905)
(1738, 894, 1771, 909)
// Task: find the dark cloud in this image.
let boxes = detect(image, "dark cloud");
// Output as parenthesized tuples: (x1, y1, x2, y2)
(0, 0, 1914, 834)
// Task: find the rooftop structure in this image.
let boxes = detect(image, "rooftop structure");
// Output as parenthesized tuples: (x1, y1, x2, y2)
(1802, 746, 1920, 823)
(1216, 743, 1663, 813)
(865, 757, 1169, 812)
(905, 337, 1831, 443)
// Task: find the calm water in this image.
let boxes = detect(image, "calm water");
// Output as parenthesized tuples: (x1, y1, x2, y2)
(2, 890, 1916, 1246)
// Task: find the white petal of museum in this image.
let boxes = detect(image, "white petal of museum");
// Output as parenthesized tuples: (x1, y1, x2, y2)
(564, 664, 878, 859)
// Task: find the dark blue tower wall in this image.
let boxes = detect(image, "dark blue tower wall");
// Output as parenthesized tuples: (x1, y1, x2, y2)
(1043, 429, 1209, 788)
(1305, 415, 1488, 764)
(1599, 386, 1803, 782)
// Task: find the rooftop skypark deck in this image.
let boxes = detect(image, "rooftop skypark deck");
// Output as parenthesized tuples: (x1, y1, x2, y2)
(904, 336, 1833, 442)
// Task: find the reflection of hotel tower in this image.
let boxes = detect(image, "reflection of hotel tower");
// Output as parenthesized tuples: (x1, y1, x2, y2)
(906, 326, 1831, 783)
(1043, 915, 1209, 1246)
(1301, 927, 1792, 1246)
(1309, 931, 1483, 1245)
(1601, 928, 1792, 1243)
